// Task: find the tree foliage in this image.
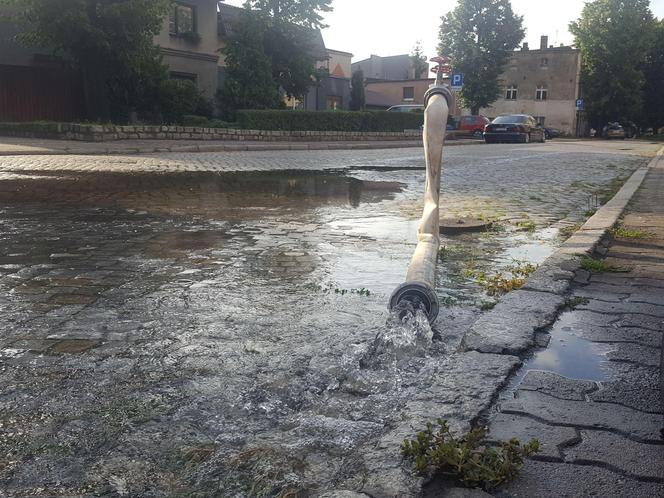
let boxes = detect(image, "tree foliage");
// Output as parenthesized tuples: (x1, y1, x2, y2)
(6, 0, 172, 122)
(350, 70, 365, 111)
(569, 0, 655, 127)
(410, 41, 428, 79)
(220, 0, 332, 114)
(218, 10, 282, 119)
(244, 0, 333, 29)
(643, 19, 664, 130)
(438, 0, 524, 115)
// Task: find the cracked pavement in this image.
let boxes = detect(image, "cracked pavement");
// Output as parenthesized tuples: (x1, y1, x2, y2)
(486, 155, 664, 498)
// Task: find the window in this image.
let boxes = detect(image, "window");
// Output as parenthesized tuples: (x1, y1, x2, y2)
(536, 85, 548, 101)
(327, 96, 343, 110)
(505, 85, 518, 100)
(540, 57, 549, 67)
(535, 116, 546, 126)
(169, 3, 195, 35)
(170, 71, 197, 83)
(402, 87, 415, 101)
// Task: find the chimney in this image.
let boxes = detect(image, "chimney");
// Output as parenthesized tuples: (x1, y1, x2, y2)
(540, 36, 548, 50)
(522, 42, 529, 51)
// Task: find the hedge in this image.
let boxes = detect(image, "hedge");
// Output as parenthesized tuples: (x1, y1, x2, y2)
(235, 110, 423, 132)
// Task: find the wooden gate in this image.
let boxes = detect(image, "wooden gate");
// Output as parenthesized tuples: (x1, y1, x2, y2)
(0, 64, 85, 122)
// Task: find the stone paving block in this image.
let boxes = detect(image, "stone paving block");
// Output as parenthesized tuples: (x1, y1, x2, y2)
(606, 342, 661, 367)
(589, 274, 664, 289)
(565, 324, 662, 347)
(517, 371, 598, 401)
(577, 298, 664, 317)
(590, 380, 662, 414)
(564, 429, 664, 481)
(488, 412, 577, 460)
(498, 459, 664, 498)
(9, 338, 59, 352)
(461, 290, 565, 355)
(500, 390, 662, 441)
(614, 313, 664, 331)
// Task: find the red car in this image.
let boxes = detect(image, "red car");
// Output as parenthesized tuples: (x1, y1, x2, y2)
(456, 115, 491, 137)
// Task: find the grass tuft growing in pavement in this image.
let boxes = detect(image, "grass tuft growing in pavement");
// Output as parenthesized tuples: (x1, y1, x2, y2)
(559, 222, 583, 239)
(609, 226, 655, 239)
(564, 296, 590, 309)
(464, 261, 537, 296)
(580, 256, 631, 273)
(515, 219, 537, 232)
(402, 419, 539, 491)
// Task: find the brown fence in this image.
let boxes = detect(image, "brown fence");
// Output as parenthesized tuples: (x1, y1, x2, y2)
(0, 64, 85, 122)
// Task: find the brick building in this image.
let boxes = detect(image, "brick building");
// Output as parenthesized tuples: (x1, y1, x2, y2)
(479, 36, 581, 134)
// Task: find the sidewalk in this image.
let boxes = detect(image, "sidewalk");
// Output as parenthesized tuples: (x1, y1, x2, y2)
(0, 136, 483, 156)
(488, 155, 664, 496)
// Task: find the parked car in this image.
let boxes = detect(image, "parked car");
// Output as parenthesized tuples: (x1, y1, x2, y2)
(386, 104, 424, 113)
(456, 115, 491, 137)
(603, 122, 626, 139)
(544, 127, 561, 140)
(484, 114, 546, 143)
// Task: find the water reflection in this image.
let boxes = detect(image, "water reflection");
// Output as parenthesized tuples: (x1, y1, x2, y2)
(508, 311, 612, 392)
(0, 171, 404, 218)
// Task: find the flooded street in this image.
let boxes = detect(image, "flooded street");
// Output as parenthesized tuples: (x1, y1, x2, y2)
(0, 141, 660, 496)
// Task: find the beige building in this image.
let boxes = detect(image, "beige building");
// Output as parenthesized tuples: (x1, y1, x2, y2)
(324, 49, 353, 79)
(154, 0, 221, 99)
(479, 36, 581, 134)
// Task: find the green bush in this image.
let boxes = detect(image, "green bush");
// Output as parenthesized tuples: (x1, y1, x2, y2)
(182, 115, 233, 128)
(235, 109, 424, 132)
(157, 79, 214, 125)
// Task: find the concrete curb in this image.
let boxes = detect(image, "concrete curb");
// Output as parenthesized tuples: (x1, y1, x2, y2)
(0, 139, 485, 157)
(460, 145, 664, 355)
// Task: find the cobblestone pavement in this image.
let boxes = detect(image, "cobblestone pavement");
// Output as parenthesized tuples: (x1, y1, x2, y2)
(0, 141, 661, 496)
(487, 157, 664, 497)
(0, 136, 425, 156)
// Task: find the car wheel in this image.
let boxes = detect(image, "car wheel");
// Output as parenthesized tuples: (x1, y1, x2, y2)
(473, 129, 483, 138)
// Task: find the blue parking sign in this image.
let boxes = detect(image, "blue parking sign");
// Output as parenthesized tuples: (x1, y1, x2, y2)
(576, 98, 584, 110)
(451, 73, 464, 90)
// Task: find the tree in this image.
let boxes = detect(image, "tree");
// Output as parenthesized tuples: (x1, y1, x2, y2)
(219, 0, 332, 107)
(217, 10, 282, 118)
(438, 0, 524, 115)
(642, 19, 664, 131)
(569, 0, 655, 128)
(6, 0, 172, 122)
(244, 0, 333, 29)
(410, 41, 428, 79)
(350, 70, 365, 110)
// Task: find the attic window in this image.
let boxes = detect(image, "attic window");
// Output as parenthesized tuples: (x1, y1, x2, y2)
(170, 3, 196, 35)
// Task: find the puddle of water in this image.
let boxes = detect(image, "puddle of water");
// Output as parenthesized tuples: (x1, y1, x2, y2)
(0, 171, 404, 218)
(508, 312, 613, 392)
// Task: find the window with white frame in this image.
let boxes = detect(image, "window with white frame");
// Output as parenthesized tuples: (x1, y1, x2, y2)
(536, 85, 548, 101)
(505, 85, 518, 100)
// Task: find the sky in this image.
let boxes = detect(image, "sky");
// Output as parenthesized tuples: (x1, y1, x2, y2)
(224, 0, 664, 63)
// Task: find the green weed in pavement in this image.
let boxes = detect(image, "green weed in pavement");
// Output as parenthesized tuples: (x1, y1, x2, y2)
(402, 419, 539, 491)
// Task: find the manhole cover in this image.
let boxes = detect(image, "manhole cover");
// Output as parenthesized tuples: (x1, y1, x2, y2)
(440, 217, 492, 234)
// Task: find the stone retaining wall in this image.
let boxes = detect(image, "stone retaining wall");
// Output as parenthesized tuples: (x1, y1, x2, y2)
(0, 122, 422, 143)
